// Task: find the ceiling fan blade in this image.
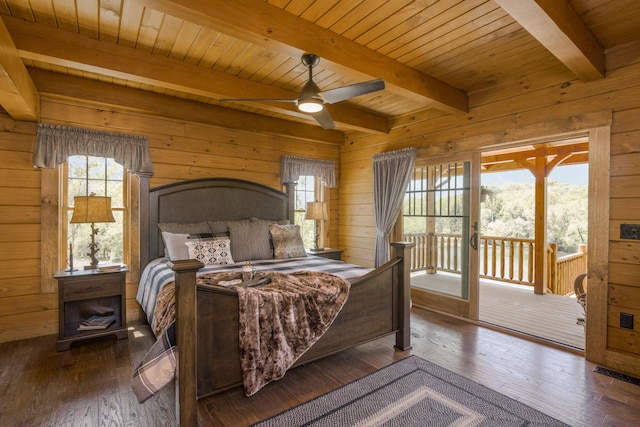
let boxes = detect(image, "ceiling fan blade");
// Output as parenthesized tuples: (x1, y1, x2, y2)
(218, 97, 297, 103)
(319, 79, 385, 104)
(310, 108, 336, 130)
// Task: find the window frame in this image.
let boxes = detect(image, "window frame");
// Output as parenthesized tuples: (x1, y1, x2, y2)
(58, 156, 130, 270)
(293, 175, 326, 249)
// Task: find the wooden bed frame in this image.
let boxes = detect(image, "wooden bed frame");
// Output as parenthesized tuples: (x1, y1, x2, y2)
(139, 178, 414, 426)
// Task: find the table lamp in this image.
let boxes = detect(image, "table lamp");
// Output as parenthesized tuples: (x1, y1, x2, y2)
(70, 193, 115, 270)
(305, 201, 329, 251)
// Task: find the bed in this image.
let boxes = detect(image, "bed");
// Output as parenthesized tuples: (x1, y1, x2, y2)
(136, 177, 414, 426)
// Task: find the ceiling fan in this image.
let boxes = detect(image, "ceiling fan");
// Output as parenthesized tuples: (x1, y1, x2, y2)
(218, 53, 385, 129)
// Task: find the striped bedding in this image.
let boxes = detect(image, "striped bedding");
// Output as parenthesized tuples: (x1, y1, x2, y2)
(132, 256, 372, 402)
(136, 256, 372, 333)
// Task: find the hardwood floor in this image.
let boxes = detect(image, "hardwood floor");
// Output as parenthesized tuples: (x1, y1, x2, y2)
(1, 308, 638, 426)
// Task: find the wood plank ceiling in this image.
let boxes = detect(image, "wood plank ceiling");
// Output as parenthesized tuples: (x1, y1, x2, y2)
(0, 0, 638, 141)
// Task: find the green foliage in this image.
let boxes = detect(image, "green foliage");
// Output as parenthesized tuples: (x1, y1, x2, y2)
(404, 180, 588, 255)
(481, 180, 587, 253)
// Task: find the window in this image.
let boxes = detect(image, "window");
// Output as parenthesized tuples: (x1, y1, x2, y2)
(294, 175, 318, 249)
(62, 155, 126, 269)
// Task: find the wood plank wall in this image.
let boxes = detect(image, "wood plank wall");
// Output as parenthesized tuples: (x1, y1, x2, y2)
(0, 40, 638, 379)
(339, 40, 640, 375)
(0, 98, 340, 343)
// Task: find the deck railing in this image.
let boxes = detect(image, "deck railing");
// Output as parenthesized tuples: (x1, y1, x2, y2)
(550, 244, 588, 295)
(403, 232, 587, 295)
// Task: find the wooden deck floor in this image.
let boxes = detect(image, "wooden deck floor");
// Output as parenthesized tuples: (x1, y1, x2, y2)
(411, 271, 586, 350)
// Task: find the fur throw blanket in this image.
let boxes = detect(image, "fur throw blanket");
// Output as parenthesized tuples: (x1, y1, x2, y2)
(235, 271, 350, 396)
(151, 270, 350, 397)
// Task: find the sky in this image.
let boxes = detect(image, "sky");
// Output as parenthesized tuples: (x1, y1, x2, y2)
(481, 163, 588, 186)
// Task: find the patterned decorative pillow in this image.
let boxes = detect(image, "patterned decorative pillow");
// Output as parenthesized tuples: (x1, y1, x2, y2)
(228, 220, 272, 261)
(269, 224, 307, 259)
(185, 239, 234, 265)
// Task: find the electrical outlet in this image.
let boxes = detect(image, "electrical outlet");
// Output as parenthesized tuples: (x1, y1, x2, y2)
(620, 313, 634, 329)
(620, 224, 640, 240)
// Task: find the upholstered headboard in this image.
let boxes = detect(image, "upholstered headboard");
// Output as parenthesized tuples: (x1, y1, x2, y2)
(140, 178, 295, 268)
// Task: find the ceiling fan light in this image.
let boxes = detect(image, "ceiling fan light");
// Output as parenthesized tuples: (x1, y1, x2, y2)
(298, 98, 323, 113)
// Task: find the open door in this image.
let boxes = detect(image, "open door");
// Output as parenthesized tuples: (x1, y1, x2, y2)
(406, 152, 480, 319)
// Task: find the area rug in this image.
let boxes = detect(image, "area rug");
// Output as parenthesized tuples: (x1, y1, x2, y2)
(253, 355, 569, 426)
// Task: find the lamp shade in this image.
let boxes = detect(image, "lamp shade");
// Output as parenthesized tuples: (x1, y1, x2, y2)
(305, 201, 329, 221)
(70, 194, 115, 223)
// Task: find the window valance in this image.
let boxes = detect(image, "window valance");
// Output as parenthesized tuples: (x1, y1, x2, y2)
(281, 155, 335, 188)
(33, 123, 153, 176)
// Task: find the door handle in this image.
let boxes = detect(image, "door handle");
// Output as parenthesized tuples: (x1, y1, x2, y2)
(470, 232, 478, 250)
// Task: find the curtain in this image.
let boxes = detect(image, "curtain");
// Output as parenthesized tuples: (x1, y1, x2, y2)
(33, 123, 153, 176)
(281, 155, 335, 188)
(373, 147, 417, 267)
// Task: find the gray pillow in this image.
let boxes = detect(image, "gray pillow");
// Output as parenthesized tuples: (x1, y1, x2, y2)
(228, 220, 272, 261)
(269, 224, 307, 259)
(250, 217, 290, 226)
(207, 219, 251, 236)
(158, 221, 211, 235)
(161, 232, 190, 260)
(158, 222, 212, 257)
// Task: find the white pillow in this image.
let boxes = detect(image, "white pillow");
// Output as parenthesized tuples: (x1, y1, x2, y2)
(185, 239, 234, 265)
(161, 232, 190, 260)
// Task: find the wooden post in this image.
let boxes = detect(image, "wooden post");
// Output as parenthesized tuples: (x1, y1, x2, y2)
(169, 259, 204, 427)
(533, 156, 547, 294)
(391, 241, 415, 351)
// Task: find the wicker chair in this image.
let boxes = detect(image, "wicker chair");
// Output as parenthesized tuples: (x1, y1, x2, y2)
(574, 272, 588, 326)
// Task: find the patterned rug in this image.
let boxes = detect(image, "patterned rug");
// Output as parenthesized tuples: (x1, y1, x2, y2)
(253, 355, 569, 426)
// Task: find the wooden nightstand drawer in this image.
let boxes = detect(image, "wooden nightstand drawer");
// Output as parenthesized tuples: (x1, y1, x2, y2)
(62, 276, 122, 300)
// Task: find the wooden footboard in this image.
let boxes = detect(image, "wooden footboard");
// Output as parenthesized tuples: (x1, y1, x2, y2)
(170, 241, 414, 426)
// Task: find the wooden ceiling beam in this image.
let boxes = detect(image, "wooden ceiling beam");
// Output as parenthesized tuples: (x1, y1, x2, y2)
(3, 16, 386, 134)
(482, 142, 589, 164)
(0, 18, 39, 121)
(494, 0, 604, 81)
(136, 0, 468, 114)
(28, 68, 345, 145)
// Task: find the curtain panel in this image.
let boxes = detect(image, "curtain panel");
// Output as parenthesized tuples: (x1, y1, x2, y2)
(373, 147, 417, 267)
(33, 123, 153, 176)
(281, 155, 336, 188)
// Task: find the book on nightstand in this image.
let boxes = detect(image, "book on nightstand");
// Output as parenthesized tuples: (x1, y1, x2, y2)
(97, 264, 127, 272)
(78, 314, 116, 330)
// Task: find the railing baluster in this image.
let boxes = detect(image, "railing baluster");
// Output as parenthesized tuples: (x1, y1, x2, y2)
(491, 239, 497, 278)
(518, 242, 524, 282)
(453, 236, 459, 271)
(482, 238, 488, 276)
(508, 240, 514, 280)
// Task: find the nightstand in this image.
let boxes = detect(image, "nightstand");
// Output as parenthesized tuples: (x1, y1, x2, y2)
(307, 248, 344, 261)
(54, 268, 128, 351)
